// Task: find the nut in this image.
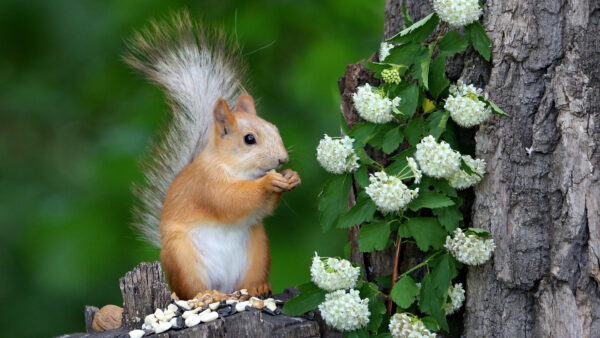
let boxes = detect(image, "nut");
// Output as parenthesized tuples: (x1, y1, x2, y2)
(92, 305, 123, 332)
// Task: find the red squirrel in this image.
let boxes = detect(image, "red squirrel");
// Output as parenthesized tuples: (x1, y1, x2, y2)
(124, 12, 300, 300)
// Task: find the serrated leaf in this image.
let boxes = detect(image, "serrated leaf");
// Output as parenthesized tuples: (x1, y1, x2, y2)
(465, 21, 491, 61)
(282, 282, 326, 316)
(359, 221, 391, 252)
(318, 175, 352, 231)
(467, 227, 491, 238)
(405, 117, 425, 146)
(421, 316, 440, 332)
(368, 123, 396, 149)
(408, 190, 455, 211)
(397, 223, 411, 238)
(406, 217, 447, 251)
(349, 122, 377, 143)
(388, 13, 440, 44)
(426, 110, 450, 138)
(438, 30, 468, 57)
(433, 205, 463, 232)
(428, 56, 450, 99)
(479, 95, 509, 116)
(420, 176, 457, 198)
(419, 274, 448, 331)
(391, 275, 420, 308)
(354, 165, 370, 188)
(337, 193, 377, 228)
(397, 84, 419, 119)
(386, 43, 429, 69)
(363, 61, 391, 73)
(431, 253, 458, 297)
(382, 126, 404, 154)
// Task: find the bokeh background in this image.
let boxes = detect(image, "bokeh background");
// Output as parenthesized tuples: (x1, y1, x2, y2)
(0, 0, 385, 336)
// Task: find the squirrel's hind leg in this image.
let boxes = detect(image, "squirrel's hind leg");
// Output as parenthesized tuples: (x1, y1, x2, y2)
(238, 223, 271, 297)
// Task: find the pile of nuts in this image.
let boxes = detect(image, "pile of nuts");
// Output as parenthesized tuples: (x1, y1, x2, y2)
(127, 289, 282, 337)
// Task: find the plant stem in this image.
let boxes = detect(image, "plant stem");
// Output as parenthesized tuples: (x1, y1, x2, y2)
(399, 249, 443, 278)
(387, 236, 403, 315)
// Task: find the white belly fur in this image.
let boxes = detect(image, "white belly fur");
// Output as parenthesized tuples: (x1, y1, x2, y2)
(188, 223, 251, 293)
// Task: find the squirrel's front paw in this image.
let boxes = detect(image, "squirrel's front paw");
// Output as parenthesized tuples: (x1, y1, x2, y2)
(281, 169, 301, 190)
(264, 172, 290, 193)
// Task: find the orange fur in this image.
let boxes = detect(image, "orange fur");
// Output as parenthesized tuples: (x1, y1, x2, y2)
(159, 95, 300, 299)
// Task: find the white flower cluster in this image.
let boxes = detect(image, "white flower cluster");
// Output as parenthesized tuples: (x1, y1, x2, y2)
(389, 313, 436, 338)
(445, 82, 491, 128)
(319, 289, 370, 332)
(316, 134, 360, 174)
(310, 253, 360, 291)
(444, 283, 465, 315)
(407, 157, 423, 184)
(365, 171, 419, 214)
(353, 84, 401, 124)
(433, 0, 483, 27)
(445, 228, 495, 265)
(415, 136, 461, 179)
(449, 155, 486, 190)
(379, 42, 394, 61)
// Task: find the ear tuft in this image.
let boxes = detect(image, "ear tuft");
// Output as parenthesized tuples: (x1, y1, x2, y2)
(235, 94, 256, 115)
(213, 98, 235, 136)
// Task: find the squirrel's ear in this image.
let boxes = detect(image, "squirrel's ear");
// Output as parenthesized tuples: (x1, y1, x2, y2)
(235, 94, 256, 115)
(213, 98, 236, 136)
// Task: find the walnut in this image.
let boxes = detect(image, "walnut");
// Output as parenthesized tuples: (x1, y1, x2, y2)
(91, 304, 123, 332)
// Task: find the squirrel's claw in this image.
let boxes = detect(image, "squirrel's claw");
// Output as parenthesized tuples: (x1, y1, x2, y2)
(281, 169, 301, 190)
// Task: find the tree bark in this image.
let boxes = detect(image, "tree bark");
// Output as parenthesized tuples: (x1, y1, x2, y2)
(343, 0, 600, 336)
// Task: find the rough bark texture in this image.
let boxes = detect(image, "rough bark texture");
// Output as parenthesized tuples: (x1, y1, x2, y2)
(61, 262, 321, 338)
(380, 0, 600, 337)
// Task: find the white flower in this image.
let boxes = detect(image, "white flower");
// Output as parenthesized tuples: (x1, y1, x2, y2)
(353, 84, 401, 124)
(415, 135, 461, 179)
(444, 283, 465, 315)
(316, 135, 360, 174)
(433, 0, 483, 27)
(445, 228, 495, 265)
(319, 289, 370, 332)
(311, 253, 360, 291)
(379, 42, 394, 61)
(389, 313, 436, 338)
(448, 155, 486, 190)
(365, 171, 419, 214)
(407, 157, 422, 184)
(445, 82, 491, 128)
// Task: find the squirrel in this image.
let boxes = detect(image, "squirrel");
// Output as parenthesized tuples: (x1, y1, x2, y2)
(124, 11, 301, 300)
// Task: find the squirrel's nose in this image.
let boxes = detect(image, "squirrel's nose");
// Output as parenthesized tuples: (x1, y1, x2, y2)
(278, 156, 289, 165)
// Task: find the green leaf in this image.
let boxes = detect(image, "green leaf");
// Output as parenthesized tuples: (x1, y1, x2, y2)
(421, 317, 440, 332)
(318, 175, 352, 231)
(349, 122, 378, 143)
(382, 126, 404, 154)
(354, 143, 374, 165)
(354, 165, 370, 188)
(282, 282, 326, 316)
(426, 110, 450, 138)
(390, 275, 420, 309)
(438, 30, 468, 57)
(465, 22, 491, 61)
(345, 328, 369, 338)
(418, 45, 434, 89)
(428, 56, 450, 99)
(433, 205, 463, 232)
(467, 227, 491, 238)
(358, 281, 387, 333)
(460, 157, 481, 177)
(367, 123, 396, 149)
(479, 95, 509, 116)
(420, 176, 457, 198)
(419, 274, 448, 331)
(396, 84, 419, 119)
(402, 5, 413, 27)
(375, 274, 392, 290)
(337, 193, 377, 228)
(363, 61, 391, 73)
(386, 148, 416, 175)
(430, 253, 458, 297)
(386, 43, 429, 69)
(406, 217, 447, 251)
(397, 223, 411, 238)
(404, 117, 425, 146)
(388, 13, 439, 44)
(408, 190, 455, 211)
(359, 221, 391, 252)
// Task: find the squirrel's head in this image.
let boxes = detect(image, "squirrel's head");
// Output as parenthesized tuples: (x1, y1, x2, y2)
(209, 94, 288, 179)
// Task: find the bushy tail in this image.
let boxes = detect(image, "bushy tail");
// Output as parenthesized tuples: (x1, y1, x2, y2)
(124, 11, 247, 247)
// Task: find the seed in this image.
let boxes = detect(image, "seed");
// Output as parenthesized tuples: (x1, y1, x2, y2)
(128, 329, 145, 338)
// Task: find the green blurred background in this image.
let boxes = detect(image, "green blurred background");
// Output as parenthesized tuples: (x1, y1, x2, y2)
(0, 0, 384, 336)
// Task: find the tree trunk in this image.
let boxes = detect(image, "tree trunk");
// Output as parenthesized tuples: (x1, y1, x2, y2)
(343, 0, 600, 336)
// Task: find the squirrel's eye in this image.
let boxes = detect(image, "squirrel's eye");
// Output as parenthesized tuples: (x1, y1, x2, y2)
(243, 133, 256, 145)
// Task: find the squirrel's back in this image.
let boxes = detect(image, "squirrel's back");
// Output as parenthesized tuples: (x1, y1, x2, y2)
(124, 11, 247, 246)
